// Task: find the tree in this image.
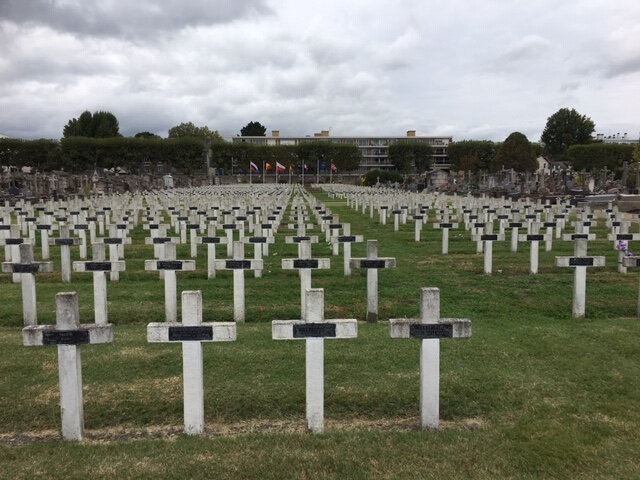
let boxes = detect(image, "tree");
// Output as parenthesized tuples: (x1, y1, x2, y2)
(240, 121, 267, 136)
(168, 122, 223, 140)
(362, 169, 403, 186)
(541, 108, 595, 159)
(134, 131, 161, 139)
(448, 140, 498, 172)
(63, 110, 120, 138)
(387, 141, 433, 173)
(493, 132, 537, 172)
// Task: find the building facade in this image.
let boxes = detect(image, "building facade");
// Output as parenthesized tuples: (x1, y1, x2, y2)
(232, 130, 451, 171)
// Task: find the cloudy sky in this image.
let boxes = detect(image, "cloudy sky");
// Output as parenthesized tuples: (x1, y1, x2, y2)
(1, 0, 639, 142)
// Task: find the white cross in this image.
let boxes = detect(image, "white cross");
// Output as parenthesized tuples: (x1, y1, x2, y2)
(22, 292, 113, 440)
(272, 288, 357, 433)
(147, 290, 236, 434)
(389, 287, 471, 430)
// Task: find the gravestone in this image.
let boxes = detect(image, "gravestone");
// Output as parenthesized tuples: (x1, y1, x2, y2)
(214, 241, 263, 323)
(389, 287, 471, 430)
(282, 240, 330, 320)
(350, 240, 396, 322)
(73, 243, 125, 324)
(22, 292, 113, 440)
(555, 235, 605, 318)
(1, 243, 53, 325)
(272, 288, 357, 433)
(147, 290, 236, 434)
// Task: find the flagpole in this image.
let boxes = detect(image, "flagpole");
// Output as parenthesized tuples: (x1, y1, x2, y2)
(316, 159, 320, 184)
(262, 161, 265, 184)
(302, 161, 305, 186)
(330, 164, 333, 184)
(289, 164, 292, 184)
(249, 161, 252, 185)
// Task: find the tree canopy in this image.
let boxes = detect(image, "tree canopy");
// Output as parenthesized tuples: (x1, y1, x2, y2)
(63, 110, 120, 138)
(541, 108, 595, 160)
(168, 122, 223, 140)
(387, 141, 433, 173)
(448, 140, 498, 172)
(134, 131, 161, 139)
(240, 121, 267, 136)
(493, 132, 537, 172)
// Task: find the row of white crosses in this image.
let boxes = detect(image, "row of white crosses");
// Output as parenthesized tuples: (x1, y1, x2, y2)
(20, 280, 470, 439)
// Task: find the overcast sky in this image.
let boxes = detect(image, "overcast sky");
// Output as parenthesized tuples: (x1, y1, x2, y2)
(1, 0, 639, 142)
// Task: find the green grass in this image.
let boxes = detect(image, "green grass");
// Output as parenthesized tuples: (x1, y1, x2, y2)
(0, 188, 639, 479)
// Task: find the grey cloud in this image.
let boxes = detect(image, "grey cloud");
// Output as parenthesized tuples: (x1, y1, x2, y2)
(0, 0, 272, 41)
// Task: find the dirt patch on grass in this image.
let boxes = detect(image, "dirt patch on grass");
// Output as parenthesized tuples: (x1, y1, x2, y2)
(0, 416, 487, 445)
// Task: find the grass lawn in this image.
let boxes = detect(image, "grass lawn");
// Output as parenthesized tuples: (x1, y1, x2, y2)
(0, 187, 639, 479)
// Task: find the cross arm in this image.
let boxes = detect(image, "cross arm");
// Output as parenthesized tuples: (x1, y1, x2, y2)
(2, 261, 54, 273)
(349, 258, 396, 269)
(144, 260, 196, 271)
(272, 319, 358, 340)
(147, 322, 236, 342)
(281, 258, 330, 270)
(389, 318, 472, 339)
(73, 261, 126, 272)
(555, 256, 606, 267)
(22, 324, 113, 346)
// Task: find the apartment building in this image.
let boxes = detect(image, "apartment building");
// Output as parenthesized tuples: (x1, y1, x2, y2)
(232, 130, 451, 171)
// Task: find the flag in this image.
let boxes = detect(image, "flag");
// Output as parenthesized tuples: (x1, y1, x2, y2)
(250, 161, 259, 173)
(304, 164, 309, 171)
(331, 162, 338, 172)
(276, 161, 286, 173)
(289, 164, 294, 173)
(319, 161, 327, 171)
(266, 163, 273, 171)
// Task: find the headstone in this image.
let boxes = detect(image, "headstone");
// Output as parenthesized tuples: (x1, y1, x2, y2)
(22, 292, 113, 440)
(555, 236, 605, 317)
(147, 290, 236, 434)
(389, 287, 471, 430)
(214, 241, 263, 323)
(272, 288, 357, 433)
(349, 240, 396, 322)
(1, 243, 53, 325)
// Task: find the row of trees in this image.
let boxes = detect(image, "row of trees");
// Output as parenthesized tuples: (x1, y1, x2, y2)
(0, 137, 364, 174)
(448, 133, 541, 173)
(17, 108, 636, 176)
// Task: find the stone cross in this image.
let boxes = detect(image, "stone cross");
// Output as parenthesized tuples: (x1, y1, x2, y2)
(350, 240, 396, 322)
(147, 290, 236, 435)
(145, 243, 196, 322)
(412, 214, 425, 242)
(214, 241, 263, 323)
(555, 235, 605, 318)
(73, 243, 125, 325)
(518, 223, 549, 274)
(197, 226, 228, 279)
(281, 240, 330, 320)
(608, 230, 640, 274)
(272, 288, 357, 433)
(330, 223, 363, 276)
(389, 287, 471, 430)
(100, 236, 132, 282)
(22, 292, 113, 440)
(36, 222, 57, 260)
(242, 225, 274, 278)
(433, 220, 459, 255)
(49, 225, 80, 283)
(472, 226, 505, 274)
(2, 243, 54, 325)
